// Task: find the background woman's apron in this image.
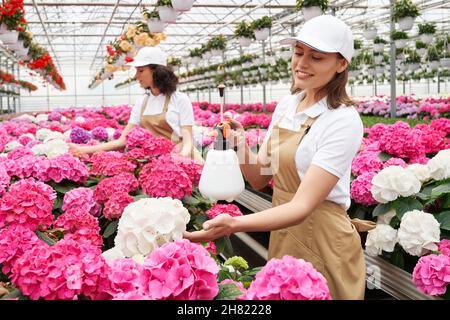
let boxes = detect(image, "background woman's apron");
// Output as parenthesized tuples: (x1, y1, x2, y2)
(139, 94, 204, 163)
(266, 114, 374, 300)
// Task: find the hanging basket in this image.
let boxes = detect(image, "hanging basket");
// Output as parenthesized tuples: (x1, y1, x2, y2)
(408, 63, 420, 71)
(429, 60, 440, 71)
(302, 6, 323, 21)
(254, 28, 270, 41)
(419, 34, 433, 45)
(238, 37, 252, 47)
(440, 57, 450, 68)
(374, 55, 383, 64)
(0, 24, 8, 35)
(147, 19, 165, 33)
(397, 16, 415, 31)
(191, 56, 201, 65)
(373, 44, 385, 53)
(363, 29, 377, 40)
(211, 49, 223, 57)
(202, 51, 212, 60)
(157, 6, 178, 23)
(417, 48, 426, 56)
(171, 0, 195, 12)
(394, 39, 408, 49)
(0, 31, 19, 45)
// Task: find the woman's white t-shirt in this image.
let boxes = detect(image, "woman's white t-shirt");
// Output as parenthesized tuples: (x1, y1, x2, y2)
(128, 91, 195, 137)
(264, 92, 363, 210)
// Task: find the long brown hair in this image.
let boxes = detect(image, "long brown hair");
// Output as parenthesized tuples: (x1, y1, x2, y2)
(290, 54, 355, 108)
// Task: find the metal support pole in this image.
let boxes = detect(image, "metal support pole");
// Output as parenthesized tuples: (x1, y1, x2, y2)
(46, 85, 50, 111)
(73, 28, 78, 107)
(102, 81, 105, 105)
(437, 70, 441, 94)
(208, 87, 211, 104)
(262, 41, 267, 113)
(389, 0, 397, 118)
(240, 46, 244, 111)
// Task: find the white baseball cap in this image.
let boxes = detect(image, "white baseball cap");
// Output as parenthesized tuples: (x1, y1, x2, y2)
(126, 46, 168, 67)
(280, 15, 354, 63)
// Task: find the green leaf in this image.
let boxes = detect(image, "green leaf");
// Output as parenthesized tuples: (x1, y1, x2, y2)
(389, 216, 401, 229)
(194, 214, 208, 228)
(183, 195, 200, 206)
(436, 211, 450, 231)
(1, 288, 23, 299)
(103, 220, 119, 239)
(217, 269, 233, 283)
(240, 267, 263, 277)
(215, 283, 244, 300)
(378, 152, 393, 161)
(393, 198, 423, 220)
(416, 192, 431, 201)
(373, 203, 392, 217)
(215, 236, 234, 257)
(52, 194, 63, 211)
(431, 183, 450, 199)
(133, 194, 149, 201)
(390, 249, 405, 270)
(442, 194, 450, 209)
(48, 181, 80, 194)
(35, 230, 57, 246)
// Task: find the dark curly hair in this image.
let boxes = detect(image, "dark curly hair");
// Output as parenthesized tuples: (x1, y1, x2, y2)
(148, 64, 178, 96)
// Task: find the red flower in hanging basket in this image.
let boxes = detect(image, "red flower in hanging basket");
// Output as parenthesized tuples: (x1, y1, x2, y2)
(125, 56, 134, 63)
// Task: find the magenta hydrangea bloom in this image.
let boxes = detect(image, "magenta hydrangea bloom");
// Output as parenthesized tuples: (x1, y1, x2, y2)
(206, 204, 243, 220)
(243, 255, 331, 300)
(125, 127, 152, 149)
(351, 152, 384, 176)
(0, 224, 46, 274)
(93, 172, 139, 204)
(409, 156, 430, 165)
(62, 187, 96, 213)
(70, 126, 92, 144)
(91, 127, 108, 142)
(378, 123, 426, 159)
(89, 151, 136, 177)
(106, 258, 144, 298)
(103, 192, 135, 220)
(162, 153, 203, 186)
(430, 118, 450, 135)
(18, 134, 34, 146)
(48, 111, 62, 122)
(37, 154, 89, 184)
(383, 157, 407, 168)
(350, 172, 378, 206)
(439, 240, 450, 256)
(55, 208, 102, 247)
(205, 241, 217, 256)
(139, 158, 192, 200)
(140, 239, 219, 300)
(141, 136, 175, 157)
(0, 178, 56, 230)
(4, 155, 48, 180)
(368, 123, 389, 141)
(6, 146, 34, 160)
(412, 254, 450, 296)
(0, 164, 10, 197)
(416, 125, 447, 155)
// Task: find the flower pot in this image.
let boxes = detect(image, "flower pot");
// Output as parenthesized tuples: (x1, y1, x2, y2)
(394, 39, 408, 49)
(157, 6, 178, 23)
(0, 31, 19, 45)
(254, 28, 270, 41)
(211, 49, 223, 57)
(373, 43, 385, 53)
(429, 60, 440, 70)
(202, 51, 212, 60)
(363, 29, 377, 40)
(238, 37, 252, 47)
(417, 48, 426, 56)
(191, 56, 201, 65)
(397, 16, 415, 31)
(408, 63, 420, 71)
(302, 6, 323, 21)
(419, 33, 433, 45)
(0, 24, 8, 35)
(440, 57, 450, 68)
(375, 65, 384, 74)
(374, 55, 383, 64)
(171, 0, 195, 12)
(147, 19, 165, 33)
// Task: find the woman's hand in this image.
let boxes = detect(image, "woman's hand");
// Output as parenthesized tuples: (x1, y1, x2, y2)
(227, 119, 246, 149)
(68, 143, 83, 154)
(183, 214, 237, 243)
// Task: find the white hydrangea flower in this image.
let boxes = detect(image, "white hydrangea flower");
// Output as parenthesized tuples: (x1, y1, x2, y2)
(4, 141, 22, 152)
(36, 128, 53, 141)
(365, 224, 398, 257)
(35, 114, 49, 123)
(427, 150, 450, 181)
(406, 164, 431, 183)
(102, 246, 125, 261)
(115, 197, 191, 258)
(0, 153, 8, 158)
(61, 116, 68, 122)
(31, 143, 47, 156)
(15, 114, 36, 122)
(377, 209, 397, 225)
(43, 131, 65, 143)
(44, 139, 69, 159)
(371, 166, 421, 203)
(397, 210, 440, 256)
(105, 128, 115, 141)
(63, 129, 72, 141)
(75, 116, 86, 123)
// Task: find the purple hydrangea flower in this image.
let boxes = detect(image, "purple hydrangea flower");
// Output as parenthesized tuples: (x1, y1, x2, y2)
(91, 127, 108, 142)
(70, 127, 92, 144)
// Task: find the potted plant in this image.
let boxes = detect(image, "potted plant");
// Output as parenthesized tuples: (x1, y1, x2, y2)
(296, 0, 328, 21)
(392, 0, 420, 31)
(405, 50, 421, 71)
(171, 0, 195, 12)
(189, 48, 202, 65)
(363, 25, 377, 40)
(234, 21, 254, 47)
(143, 9, 166, 33)
(426, 48, 440, 70)
(280, 47, 292, 60)
(168, 56, 182, 71)
(156, 0, 177, 23)
(250, 16, 272, 41)
(208, 35, 227, 57)
(354, 39, 362, 56)
(373, 37, 387, 53)
(373, 52, 384, 64)
(391, 30, 409, 49)
(415, 40, 427, 56)
(418, 22, 436, 44)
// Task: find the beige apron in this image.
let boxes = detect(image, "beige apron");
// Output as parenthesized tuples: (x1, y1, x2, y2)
(139, 93, 204, 163)
(266, 112, 375, 300)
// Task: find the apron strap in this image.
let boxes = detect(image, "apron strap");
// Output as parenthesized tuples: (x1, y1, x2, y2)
(162, 95, 171, 113)
(350, 218, 376, 232)
(139, 91, 151, 119)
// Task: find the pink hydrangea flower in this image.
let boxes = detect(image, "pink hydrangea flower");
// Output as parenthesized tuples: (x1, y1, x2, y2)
(90, 151, 136, 177)
(206, 204, 243, 220)
(351, 152, 384, 176)
(140, 239, 219, 300)
(93, 172, 139, 204)
(103, 192, 135, 220)
(368, 123, 389, 141)
(430, 118, 450, 135)
(0, 178, 56, 230)
(0, 164, 10, 197)
(18, 135, 34, 146)
(7, 146, 34, 160)
(0, 224, 46, 274)
(141, 136, 175, 157)
(378, 122, 425, 159)
(439, 240, 450, 256)
(162, 154, 203, 186)
(62, 187, 96, 213)
(139, 158, 192, 200)
(412, 254, 450, 296)
(243, 255, 331, 300)
(125, 127, 152, 149)
(409, 156, 430, 165)
(106, 258, 144, 298)
(350, 172, 378, 206)
(37, 154, 89, 184)
(4, 155, 48, 180)
(383, 158, 407, 168)
(205, 241, 217, 256)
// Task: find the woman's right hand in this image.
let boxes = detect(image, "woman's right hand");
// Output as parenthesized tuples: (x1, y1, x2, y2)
(227, 119, 246, 149)
(68, 143, 86, 155)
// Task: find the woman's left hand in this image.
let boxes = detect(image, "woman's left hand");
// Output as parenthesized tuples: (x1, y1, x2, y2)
(183, 214, 236, 243)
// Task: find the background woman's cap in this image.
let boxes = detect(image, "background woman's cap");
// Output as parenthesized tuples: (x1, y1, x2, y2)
(126, 46, 168, 67)
(280, 15, 354, 63)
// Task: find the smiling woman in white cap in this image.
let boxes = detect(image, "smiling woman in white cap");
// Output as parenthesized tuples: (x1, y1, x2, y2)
(70, 46, 201, 161)
(185, 15, 375, 299)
